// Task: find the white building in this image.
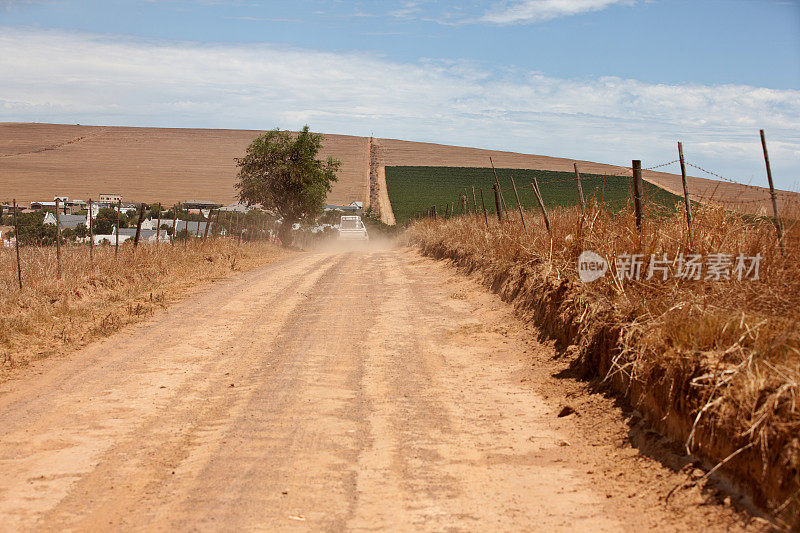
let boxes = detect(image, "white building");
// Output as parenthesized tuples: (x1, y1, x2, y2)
(93, 227, 170, 245)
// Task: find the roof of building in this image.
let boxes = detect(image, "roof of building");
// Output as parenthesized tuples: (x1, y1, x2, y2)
(116, 228, 167, 239)
(44, 213, 87, 229)
(61, 214, 87, 228)
(184, 201, 220, 209)
(324, 205, 361, 211)
(219, 202, 250, 212)
(174, 219, 215, 235)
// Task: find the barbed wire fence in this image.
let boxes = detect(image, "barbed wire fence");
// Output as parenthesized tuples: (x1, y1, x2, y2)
(419, 130, 792, 255)
(3, 202, 286, 290)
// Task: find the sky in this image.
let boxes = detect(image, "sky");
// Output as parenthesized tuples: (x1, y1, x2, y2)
(1, 0, 799, 189)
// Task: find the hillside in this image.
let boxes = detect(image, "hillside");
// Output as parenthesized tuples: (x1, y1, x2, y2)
(385, 166, 685, 223)
(1, 123, 796, 220)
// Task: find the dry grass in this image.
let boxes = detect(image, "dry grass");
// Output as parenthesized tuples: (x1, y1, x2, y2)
(407, 200, 799, 526)
(1, 239, 288, 371)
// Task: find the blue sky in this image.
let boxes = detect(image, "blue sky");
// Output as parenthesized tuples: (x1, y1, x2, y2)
(1, 0, 799, 189)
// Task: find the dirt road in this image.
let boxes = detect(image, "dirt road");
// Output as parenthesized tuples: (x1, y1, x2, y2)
(0, 248, 760, 531)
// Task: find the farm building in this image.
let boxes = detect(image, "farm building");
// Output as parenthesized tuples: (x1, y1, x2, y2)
(173, 219, 215, 236)
(323, 201, 363, 215)
(43, 212, 88, 229)
(219, 202, 250, 213)
(93, 227, 170, 245)
(99, 193, 122, 203)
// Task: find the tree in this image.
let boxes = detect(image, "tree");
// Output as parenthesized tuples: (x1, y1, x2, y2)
(12, 211, 56, 245)
(92, 207, 117, 235)
(235, 126, 340, 246)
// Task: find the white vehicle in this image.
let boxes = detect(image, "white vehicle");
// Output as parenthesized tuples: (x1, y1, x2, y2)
(338, 215, 369, 241)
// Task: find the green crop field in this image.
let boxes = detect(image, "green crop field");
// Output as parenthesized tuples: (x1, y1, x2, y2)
(385, 166, 684, 224)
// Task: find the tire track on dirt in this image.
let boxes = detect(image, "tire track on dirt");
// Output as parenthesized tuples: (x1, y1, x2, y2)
(139, 250, 382, 530)
(0, 252, 339, 530)
(0, 128, 108, 158)
(0, 247, 760, 531)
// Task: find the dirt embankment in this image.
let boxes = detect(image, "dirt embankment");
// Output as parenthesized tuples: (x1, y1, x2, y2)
(410, 229, 799, 529)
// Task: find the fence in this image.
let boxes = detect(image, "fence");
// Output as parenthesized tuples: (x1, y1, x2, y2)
(416, 130, 792, 255)
(3, 202, 284, 291)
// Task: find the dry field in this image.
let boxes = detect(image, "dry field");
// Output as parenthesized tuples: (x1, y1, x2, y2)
(406, 202, 800, 527)
(2, 123, 796, 217)
(0, 123, 369, 207)
(0, 239, 288, 371)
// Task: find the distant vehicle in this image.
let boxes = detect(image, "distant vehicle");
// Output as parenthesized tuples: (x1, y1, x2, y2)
(338, 215, 368, 241)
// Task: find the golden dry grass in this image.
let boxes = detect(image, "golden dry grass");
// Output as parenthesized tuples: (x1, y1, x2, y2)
(407, 200, 799, 525)
(0, 239, 288, 371)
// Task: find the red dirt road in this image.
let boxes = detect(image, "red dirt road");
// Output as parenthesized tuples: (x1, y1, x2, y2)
(0, 248, 762, 531)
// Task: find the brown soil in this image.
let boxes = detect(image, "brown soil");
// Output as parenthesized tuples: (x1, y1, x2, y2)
(0, 247, 767, 530)
(2, 123, 795, 216)
(0, 123, 368, 208)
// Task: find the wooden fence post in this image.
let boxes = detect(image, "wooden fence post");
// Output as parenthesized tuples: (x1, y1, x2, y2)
(55, 198, 62, 279)
(13, 199, 22, 290)
(432, 205, 437, 219)
(480, 188, 488, 227)
(184, 205, 190, 245)
(460, 195, 467, 217)
(632, 160, 643, 231)
(489, 157, 508, 211)
(88, 199, 94, 264)
(133, 203, 145, 247)
(510, 175, 527, 234)
(203, 208, 214, 240)
(677, 142, 695, 249)
(213, 208, 221, 239)
(171, 203, 178, 246)
(531, 179, 551, 234)
(573, 163, 586, 212)
(155, 204, 161, 248)
(493, 183, 504, 224)
(116, 199, 121, 256)
(760, 129, 785, 256)
(471, 186, 478, 216)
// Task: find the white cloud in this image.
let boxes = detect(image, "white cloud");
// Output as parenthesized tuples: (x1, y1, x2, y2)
(480, 0, 631, 24)
(0, 27, 798, 189)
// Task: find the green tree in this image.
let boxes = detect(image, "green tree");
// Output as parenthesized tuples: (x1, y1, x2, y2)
(13, 211, 56, 245)
(235, 126, 340, 246)
(93, 207, 125, 234)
